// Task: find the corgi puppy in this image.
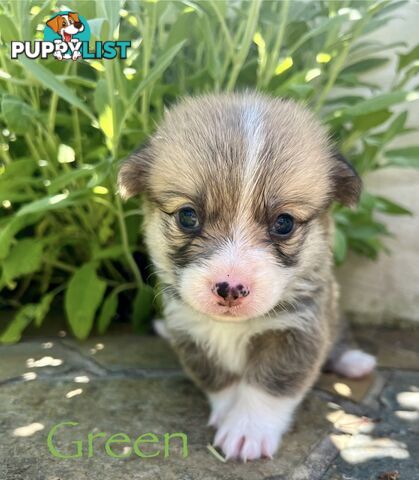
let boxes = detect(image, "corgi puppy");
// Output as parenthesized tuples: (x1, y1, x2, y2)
(118, 92, 376, 461)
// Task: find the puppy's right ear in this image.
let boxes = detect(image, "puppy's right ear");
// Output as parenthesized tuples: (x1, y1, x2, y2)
(117, 147, 152, 200)
(46, 16, 60, 33)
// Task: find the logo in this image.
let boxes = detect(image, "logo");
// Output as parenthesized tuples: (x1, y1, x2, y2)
(11, 11, 130, 61)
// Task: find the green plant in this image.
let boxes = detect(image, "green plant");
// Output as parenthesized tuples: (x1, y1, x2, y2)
(0, 0, 418, 342)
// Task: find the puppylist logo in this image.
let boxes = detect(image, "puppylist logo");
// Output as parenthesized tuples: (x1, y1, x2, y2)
(11, 11, 130, 61)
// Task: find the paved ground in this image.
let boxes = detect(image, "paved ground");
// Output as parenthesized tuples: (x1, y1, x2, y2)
(0, 327, 418, 480)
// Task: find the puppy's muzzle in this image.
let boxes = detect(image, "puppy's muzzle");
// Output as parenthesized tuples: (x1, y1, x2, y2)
(213, 281, 250, 307)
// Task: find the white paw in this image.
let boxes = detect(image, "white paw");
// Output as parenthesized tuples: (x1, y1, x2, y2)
(53, 51, 63, 60)
(214, 411, 280, 461)
(332, 349, 376, 378)
(72, 51, 82, 61)
(211, 383, 301, 461)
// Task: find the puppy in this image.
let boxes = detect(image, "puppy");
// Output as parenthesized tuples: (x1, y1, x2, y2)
(118, 92, 376, 461)
(46, 12, 84, 61)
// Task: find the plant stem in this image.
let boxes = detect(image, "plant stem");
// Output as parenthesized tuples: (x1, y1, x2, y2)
(261, 0, 290, 88)
(315, 17, 369, 113)
(226, 0, 262, 91)
(115, 194, 143, 288)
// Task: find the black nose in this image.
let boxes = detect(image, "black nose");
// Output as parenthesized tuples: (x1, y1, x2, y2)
(214, 282, 250, 301)
(74, 21, 82, 28)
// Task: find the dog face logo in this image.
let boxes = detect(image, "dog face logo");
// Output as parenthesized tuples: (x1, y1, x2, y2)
(44, 11, 90, 61)
(46, 12, 84, 42)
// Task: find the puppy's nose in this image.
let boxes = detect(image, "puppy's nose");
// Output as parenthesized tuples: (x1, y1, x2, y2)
(74, 21, 82, 28)
(213, 282, 250, 306)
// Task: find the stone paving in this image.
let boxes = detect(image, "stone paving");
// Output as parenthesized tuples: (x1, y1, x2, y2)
(0, 327, 418, 480)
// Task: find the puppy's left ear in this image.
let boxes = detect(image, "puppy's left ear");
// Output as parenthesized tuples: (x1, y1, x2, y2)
(331, 152, 362, 207)
(117, 147, 152, 200)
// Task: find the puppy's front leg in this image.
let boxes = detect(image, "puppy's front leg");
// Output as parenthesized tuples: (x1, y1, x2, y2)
(215, 328, 326, 461)
(208, 384, 238, 428)
(171, 333, 240, 425)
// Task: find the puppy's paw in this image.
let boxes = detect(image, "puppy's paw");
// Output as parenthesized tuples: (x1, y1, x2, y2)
(53, 51, 63, 60)
(332, 349, 376, 378)
(213, 410, 281, 461)
(211, 385, 300, 461)
(72, 50, 82, 61)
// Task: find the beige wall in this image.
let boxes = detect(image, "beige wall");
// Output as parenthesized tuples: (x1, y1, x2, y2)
(336, 2, 419, 325)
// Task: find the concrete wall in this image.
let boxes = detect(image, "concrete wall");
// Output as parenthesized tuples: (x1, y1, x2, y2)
(336, 2, 419, 325)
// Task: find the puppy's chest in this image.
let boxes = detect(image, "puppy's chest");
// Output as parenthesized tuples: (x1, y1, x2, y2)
(169, 313, 292, 375)
(197, 321, 254, 374)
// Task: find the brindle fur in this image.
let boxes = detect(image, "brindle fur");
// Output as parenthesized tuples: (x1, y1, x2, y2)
(118, 91, 360, 402)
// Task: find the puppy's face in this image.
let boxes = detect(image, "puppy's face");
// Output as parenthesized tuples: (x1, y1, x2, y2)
(119, 93, 360, 321)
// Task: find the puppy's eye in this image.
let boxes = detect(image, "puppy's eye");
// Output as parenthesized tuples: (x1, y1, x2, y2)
(272, 214, 294, 237)
(176, 207, 200, 232)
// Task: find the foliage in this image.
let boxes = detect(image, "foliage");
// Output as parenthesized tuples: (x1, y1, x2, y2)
(0, 0, 418, 342)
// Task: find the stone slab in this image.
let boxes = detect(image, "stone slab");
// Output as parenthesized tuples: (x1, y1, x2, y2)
(0, 376, 333, 480)
(322, 370, 419, 480)
(315, 372, 377, 403)
(0, 339, 98, 383)
(62, 335, 181, 372)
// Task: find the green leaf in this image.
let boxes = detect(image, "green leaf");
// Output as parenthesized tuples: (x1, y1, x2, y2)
(88, 18, 110, 42)
(2, 239, 43, 284)
(47, 165, 95, 194)
(0, 14, 20, 42)
(65, 263, 106, 340)
(0, 213, 41, 260)
(132, 285, 154, 333)
(352, 109, 392, 130)
(326, 95, 365, 106)
(97, 291, 118, 335)
(333, 227, 347, 265)
(16, 191, 90, 217)
(119, 41, 186, 132)
(384, 146, 419, 167)
(0, 307, 34, 344)
(1, 95, 38, 134)
(373, 0, 407, 18)
(92, 245, 125, 261)
(96, 0, 122, 39)
(382, 111, 408, 143)
(373, 196, 412, 215)
(342, 91, 410, 117)
(166, 9, 196, 48)
(19, 57, 96, 122)
(289, 15, 346, 54)
(34, 293, 55, 327)
(0, 293, 54, 344)
(0, 158, 37, 179)
(341, 58, 388, 76)
(398, 44, 419, 71)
